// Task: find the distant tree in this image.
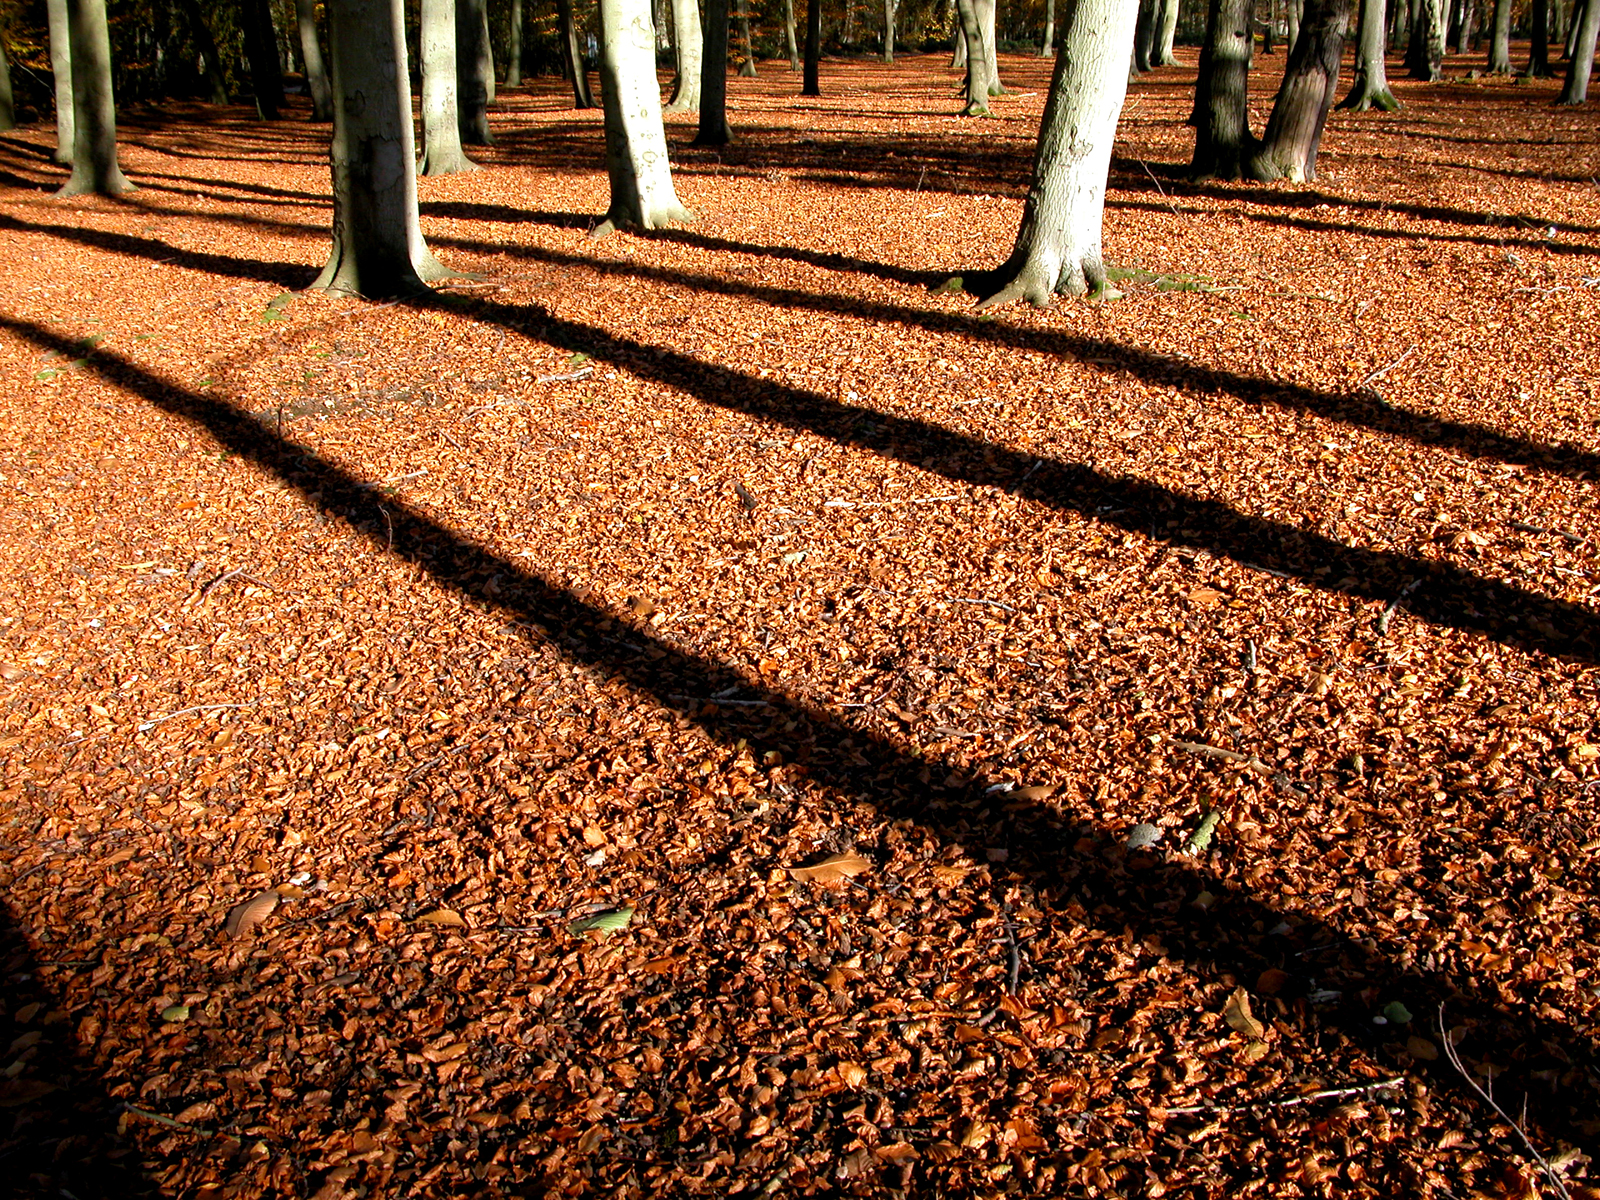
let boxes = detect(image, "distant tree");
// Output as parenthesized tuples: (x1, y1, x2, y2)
(954, 0, 996, 111)
(46, 0, 74, 162)
(315, 0, 452, 296)
(975, 0, 1137, 305)
(505, 0, 523, 84)
(1131, 0, 1154, 72)
(1250, 0, 1350, 178)
(737, 0, 758, 72)
(594, 0, 692, 232)
(803, 0, 821, 94)
(694, 0, 733, 138)
(56, 0, 132, 195)
(1152, 0, 1181, 61)
(1340, 0, 1398, 107)
(884, 0, 897, 60)
(457, 0, 495, 142)
(295, 0, 334, 119)
(240, 0, 284, 119)
(176, 0, 232, 104)
(1558, 0, 1599, 100)
(665, 0, 702, 107)
(1524, 0, 1551, 75)
(556, 0, 597, 107)
(1405, 0, 1444, 77)
(420, 0, 479, 173)
(783, 0, 800, 67)
(1190, 0, 1254, 177)
(1487, 0, 1512, 70)
(0, 33, 13, 132)
(1040, 0, 1055, 54)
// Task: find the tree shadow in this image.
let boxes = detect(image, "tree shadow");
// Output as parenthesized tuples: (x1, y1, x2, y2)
(4, 310, 1596, 1156)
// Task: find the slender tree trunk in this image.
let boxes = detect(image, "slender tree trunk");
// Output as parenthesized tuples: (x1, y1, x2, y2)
(47, 0, 75, 163)
(506, 0, 523, 83)
(1486, 0, 1511, 67)
(1188, 0, 1215, 121)
(976, 0, 1139, 306)
(175, 0, 230, 104)
(420, 0, 479, 173)
(696, 0, 733, 138)
(295, 0, 334, 119)
(315, 0, 450, 296)
(784, 0, 801, 66)
(1406, 0, 1443, 75)
(977, 0, 1003, 91)
(557, 0, 598, 106)
(737, 0, 759, 72)
(1132, 0, 1155, 69)
(457, 0, 496, 142)
(0, 37, 14, 132)
(241, 0, 284, 118)
(1264, 0, 1279, 50)
(1340, 0, 1397, 103)
(1568, 0, 1585, 59)
(954, 0, 995, 109)
(668, 0, 703, 106)
(56, 0, 131, 195)
(1286, 0, 1302, 45)
(884, 0, 897, 60)
(1041, 0, 1056, 53)
(1251, 0, 1350, 179)
(803, 0, 821, 93)
(1559, 0, 1599, 96)
(595, 0, 692, 232)
(1526, 0, 1550, 72)
(1190, 0, 1256, 176)
(1154, 0, 1181, 58)
(953, 18, 968, 64)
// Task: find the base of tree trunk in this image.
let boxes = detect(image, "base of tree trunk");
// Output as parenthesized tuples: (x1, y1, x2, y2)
(690, 121, 732, 144)
(591, 201, 693, 238)
(419, 148, 481, 175)
(56, 167, 134, 197)
(1337, 82, 1399, 108)
(970, 249, 1116, 309)
(959, 95, 993, 116)
(312, 250, 456, 300)
(663, 97, 700, 112)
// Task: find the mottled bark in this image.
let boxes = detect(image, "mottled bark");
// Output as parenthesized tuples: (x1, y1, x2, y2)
(783, 0, 800, 68)
(695, 0, 733, 139)
(420, 0, 479, 173)
(952, 18, 968, 66)
(667, 0, 702, 107)
(457, 0, 495, 143)
(1132, 0, 1155, 70)
(295, 0, 334, 120)
(1041, 0, 1056, 54)
(1251, 0, 1349, 180)
(47, 0, 75, 162)
(1558, 0, 1599, 98)
(1405, 0, 1443, 77)
(954, 0, 995, 110)
(595, 0, 692, 233)
(976, 0, 1003, 92)
(1190, 0, 1256, 176)
(1153, 0, 1181, 59)
(884, 0, 897, 61)
(557, 0, 597, 107)
(0, 37, 14, 132)
(1340, 0, 1398, 105)
(1487, 0, 1511, 68)
(314, 0, 451, 296)
(56, 0, 132, 195)
(976, 0, 1139, 307)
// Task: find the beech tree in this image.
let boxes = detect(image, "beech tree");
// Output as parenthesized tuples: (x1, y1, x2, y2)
(737, 0, 758, 73)
(240, 0, 284, 119)
(695, 0, 733, 138)
(1559, 0, 1600, 101)
(457, 0, 495, 142)
(314, 0, 452, 296)
(954, 0, 999, 112)
(295, 0, 334, 119)
(506, 0, 523, 84)
(420, 0, 479, 173)
(57, 0, 133, 196)
(1152, 0, 1180, 62)
(1250, 0, 1350, 179)
(177, 0, 231, 104)
(1340, 0, 1398, 108)
(0, 36, 12, 132)
(45, 0, 74, 161)
(594, 0, 693, 233)
(556, 0, 597, 108)
(975, 0, 1137, 305)
(1487, 0, 1512, 71)
(783, 0, 800, 67)
(1405, 0, 1444, 78)
(884, 0, 897, 61)
(1190, 0, 1254, 177)
(802, 0, 821, 94)
(665, 0, 702, 108)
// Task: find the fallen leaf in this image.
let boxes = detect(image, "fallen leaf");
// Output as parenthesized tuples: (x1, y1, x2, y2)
(788, 851, 872, 883)
(1187, 587, 1227, 606)
(567, 906, 634, 936)
(416, 908, 468, 928)
(1005, 783, 1055, 801)
(1407, 1035, 1439, 1061)
(837, 1061, 867, 1088)
(224, 889, 280, 938)
(1223, 987, 1267, 1040)
(626, 595, 658, 616)
(1256, 967, 1291, 995)
(161, 1005, 190, 1023)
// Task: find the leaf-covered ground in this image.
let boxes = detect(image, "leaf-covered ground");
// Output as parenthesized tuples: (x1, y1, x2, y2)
(1, 50, 1598, 1199)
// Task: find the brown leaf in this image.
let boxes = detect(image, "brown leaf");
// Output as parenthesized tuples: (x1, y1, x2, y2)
(1005, 783, 1056, 801)
(1187, 587, 1228, 606)
(836, 1060, 867, 1088)
(224, 889, 280, 938)
(788, 851, 871, 883)
(1222, 986, 1267, 1039)
(1256, 967, 1291, 995)
(626, 595, 658, 617)
(1406, 1035, 1440, 1061)
(415, 908, 468, 928)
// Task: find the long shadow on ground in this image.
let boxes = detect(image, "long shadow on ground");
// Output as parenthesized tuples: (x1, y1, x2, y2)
(3, 304, 1597, 1157)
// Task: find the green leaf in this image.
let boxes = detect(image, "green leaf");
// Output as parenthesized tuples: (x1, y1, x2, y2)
(160, 1005, 190, 1023)
(1382, 1000, 1414, 1025)
(80, 333, 107, 348)
(1183, 810, 1222, 855)
(266, 293, 296, 310)
(567, 906, 634, 937)
(566, 351, 592, 366)
(34, 369, 59, 381)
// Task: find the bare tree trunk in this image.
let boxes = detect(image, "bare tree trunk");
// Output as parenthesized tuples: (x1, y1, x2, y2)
(803, 0, 821, 93)
(975, 0, 1139, 306)
(506, 0, 523, 84)
(0, 37, 14, 132)
(954, 0, 995, 110)
(1558, 0, 1599, 97)
(1568, 0, 1585, 59)
(241, 0, 284, 118)
(557, 0, 598, 107)
(784, 0, 801, 66)
(57, 0, 131, 195)
(695, 0, 733, 138)
(1041, 0, 1055, 52)
(1486, 0, 1511, 67)
(1132, 0, 1155, 69)
(884, 0, 897, 60)
(1525, 0, 1550, 73)
(1154, 0, 1181, 58)
(595, 0, 693, 232)
(977, 0, 1003, 91)
(295, 0, 333, 119)
(1251, 0, 1349, 179)
(1406, 0, 1443, 75)
(737, 0, 758, 73)
(1263, 0, 1278, 50)
(952, 17, 968, 64)
(457, 0, 496, 142)
(667, 0, 703, 105)
(1190, 0, 1256, 176)
(1340, 0, 1398, 104)
(46, 0, 75, 163)
(420, 0, 479, 173)
(1286, 0, 1302, 45)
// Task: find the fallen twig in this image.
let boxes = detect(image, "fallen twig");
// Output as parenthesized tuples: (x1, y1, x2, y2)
(1377, 578, 1422, 636)
(137, 703, 250, 733)
(1138, 158, 1182, 214)
(536, 366, 594, 383)
(949, 597, 1017, 613)
(1359, 345, 1417, 390)
(1159, 733, 1271, 773)
(123, 1103, 219, 1137)
(1510, 520, 1589, 546)
(1164, 1077, 1404, 1117)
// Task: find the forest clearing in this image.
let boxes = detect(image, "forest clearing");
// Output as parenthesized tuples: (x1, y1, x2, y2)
(1, 49, 1599, 1198)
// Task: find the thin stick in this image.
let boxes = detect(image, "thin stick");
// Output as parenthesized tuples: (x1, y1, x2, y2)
(1359, 345, 1417, 389)
(137, 703, 249, 733)
(1138, 158, 1181, 214)
(196, 567, 245, 601)
(949, 597, 1017, 613)
(122, 1103, 218, 1137)
(1438, 1007, 1572, 1200)
(536, 367, 595, 383)
(1164, 1077, 1404, 1117)
(1159, 733, 1270, 773)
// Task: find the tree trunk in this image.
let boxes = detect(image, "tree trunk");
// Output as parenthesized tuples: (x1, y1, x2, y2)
(56, 0, 132, 195)
(953, 19, 969, 64)
(1340, 0, 1398, 104)
(977, 0, 1003, 91)
(1559, 0, 1599, 97)
(667, 0, 703, 106)
(595, 0, 693, 232)
(1190, 0, 1256, 176)
(976, 0, 1139, 306)
(1486, 0, 1511, 67)
(884, 0, 897, 60)
(1568, 0, 1584, 59)
(1405, 0, 1443, 76)
(695, 0, 733, 138)
(175, 0, 230, 105)
(784, 0, 801, 66)
(0, 37, 13, 133)
(457, 0, 495, 142)
(1525, 0, 1550, 73)
(1154, 0, 1180, 59)
(47, 0, 75, 163)
(1286, 0, 1302, 45)
(803, 0, 821, 94)
(420, 0, 479, 173)
(1132, 0, 1155, 69)
(1264, 0, 1279, 50)
(737, 0, 759, 73)
(1250, 0, 1349, 179)
(506, 0, 523, 84)
(315, 0, 450, 296)
(295, 0, 334, 119)
(241, 0, 284, 119)
(1041, 0, 1056, 53)
(557, 0, 598, 107)
(954, 0, 995, 110)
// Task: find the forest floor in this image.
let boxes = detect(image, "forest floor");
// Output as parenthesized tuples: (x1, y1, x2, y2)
(1, 47, 1599, 1200)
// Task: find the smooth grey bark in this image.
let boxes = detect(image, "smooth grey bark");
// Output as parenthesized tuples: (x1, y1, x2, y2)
(457, 0, 495, 142)
(1287, 0, 1302, 45)
(1567, 0, 1584, 57)
(56, 0, 132, 195)
(1559, 0, 1599, 97)
(976, 0, 1139, 306)
(884, 0, 897, 61)
(420, 0, 479, 173)
(1251, 0, 1349, 179)
(1190, 0, 1255, 176)
(976, 0, 1003, 92)
(802, 0, 821, 94)
(1340, 0, 1398, 105)
(695, 0, 733, 139)
(954, 0, 994, 110)
(506, 0, 523, 84)
(240, 0, 284, 119)
(1406, 0, 1443, 76)
(295, 0, 334, 119)
(1263, 0, 1278, 49)
(315, 0, 451, 296)
(1487, 0, 1511, 69)
(0, 37, 13, 132)
(952, 17, 968, 66)
(666, 0, 703, 107)
(1041, 0, 1056, 53)
(556, 0, 598, 107)
(737, 0, 758, 73)
(594, 0, 692, 233)
(783, 0, 800, 67)
(47, 0, 74, 163)
(1153, 0, 1181, 60)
